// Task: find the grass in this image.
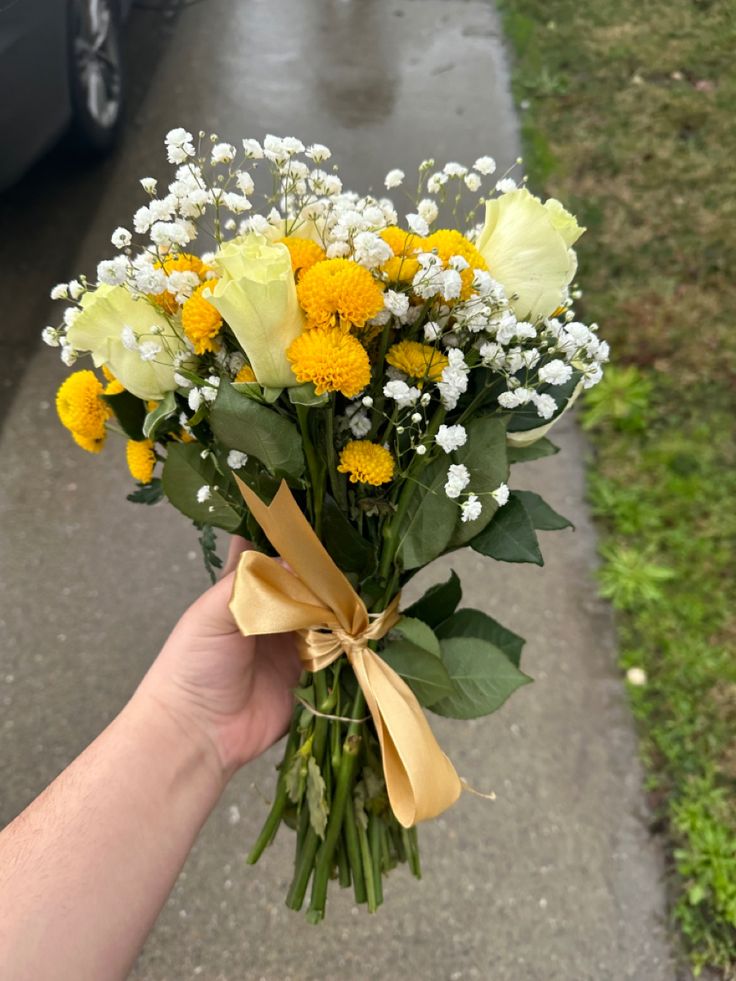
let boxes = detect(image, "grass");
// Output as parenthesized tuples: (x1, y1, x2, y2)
(498, 0, 736, 974)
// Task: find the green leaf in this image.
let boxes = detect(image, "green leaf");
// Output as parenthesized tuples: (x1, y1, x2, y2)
(263, 386, 284, 404)
(392, 617, 441, 657)
(197, 524, 223, 584)
(306, 757, 329, 838)
(232, 381, 265, 401)
(430, 637, 532, 720)
(101, 390, 146, 440)
(321, 496, 376, 575)
(288, 382, 329, 407)
(380, 639, 454, 708)
(403, 570, 462, 628)
(507, 437, 560, 464)
(284, 753, 307, 804)
(449, 416, 509, 548)
(397, 456, 458, 570)
(126, 478, 164, 505)
(506, 371, 581, 432)
(436, 608, 525, 667)
(162, 443, 243, 532)
(470, 495, 543, 565)
(142, 391, 177, 439)
(208, 382, 304, 477)
(513, 490, 573, 531)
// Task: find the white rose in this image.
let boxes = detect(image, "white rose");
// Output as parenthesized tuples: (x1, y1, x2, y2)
(476, 188, 585, 321)
(66, 284, 193, 400)
(210, 234, 305, 387)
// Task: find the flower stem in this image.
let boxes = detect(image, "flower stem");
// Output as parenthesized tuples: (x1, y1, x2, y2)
(358, 813, 378, 913)
(402, 826, 422, 879)
(368, 320, 395, 438)
(325, 399, 347, 510)
(306, 689, 366, 922)
(285, 669, 333, 910)
(246, 710, 300, 864)
(368, 814, 384, 908)
(296, 402, 325, 539)
(342, 793, 367, 904)
(377, 406, 446, 582)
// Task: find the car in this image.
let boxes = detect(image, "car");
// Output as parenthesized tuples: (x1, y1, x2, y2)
(0, 0, 133, 190)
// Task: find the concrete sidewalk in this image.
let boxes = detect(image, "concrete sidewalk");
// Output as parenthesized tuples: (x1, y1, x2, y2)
(0, 1, 675, 977)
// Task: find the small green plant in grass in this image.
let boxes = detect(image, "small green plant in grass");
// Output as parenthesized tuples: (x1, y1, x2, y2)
(581, 365, 653, 432)
(672, 780, 736, 976)
(598, 544, 675, 610)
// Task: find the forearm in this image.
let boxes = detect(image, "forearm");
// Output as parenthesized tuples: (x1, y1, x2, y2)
(0, 688, 227, 981)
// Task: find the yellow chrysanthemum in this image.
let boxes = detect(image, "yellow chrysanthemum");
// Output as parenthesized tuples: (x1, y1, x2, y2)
(380, 226, 424, 284)
(181, 281, 223, 354)
(72, 431, 106, 454)
(279, 236, 326, 278)
(337, 440, 395, 486)
(56, 370, 110, 440)
(297, 258, 384, 332)
(423, 229, 488, 300)
(126, 438, 156, 484)
(287, 327, 371, 398)
(152, 253, 211, 312)
(235, 364, 257, 384)
(386, 340, 449, 383)
(101, 365, 125, 395)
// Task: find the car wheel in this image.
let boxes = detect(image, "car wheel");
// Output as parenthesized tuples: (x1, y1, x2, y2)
(67, 0, 125, 153)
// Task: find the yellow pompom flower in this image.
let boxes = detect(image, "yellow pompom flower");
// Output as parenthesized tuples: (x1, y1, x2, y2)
(338, 440, 395, 486)
(102, 364, 125, 395)
(297, 258, 384, 331)
(380, 226, 424, 284)
(235, 364, 257, 384)
(126, 438, 156, 484)
(386, 340, 449, 383)
(181, 281, 223, 354)
(56, 370, 110, 441)
(152, 253, 211, 313)
(72, 431, 105, 454)
(423, 229, 488, 300)
(287, 327, 371, 398)
(279, 236, 326, 278)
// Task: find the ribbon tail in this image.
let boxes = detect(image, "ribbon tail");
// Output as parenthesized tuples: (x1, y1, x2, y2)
(351, 647, 463, 828)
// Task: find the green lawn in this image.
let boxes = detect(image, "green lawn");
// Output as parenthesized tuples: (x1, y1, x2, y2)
(499, 0, 736, 973)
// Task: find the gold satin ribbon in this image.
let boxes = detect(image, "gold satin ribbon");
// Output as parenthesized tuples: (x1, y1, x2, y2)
(229, 478, 463, 828)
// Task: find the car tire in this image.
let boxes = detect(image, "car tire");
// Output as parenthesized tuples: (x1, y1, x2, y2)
(67, 0, 126, 154)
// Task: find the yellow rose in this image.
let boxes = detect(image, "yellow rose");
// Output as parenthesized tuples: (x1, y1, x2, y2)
(476, 189, 585, 321)
(210, 234, 305, 388)
(66, 284, 193, 400)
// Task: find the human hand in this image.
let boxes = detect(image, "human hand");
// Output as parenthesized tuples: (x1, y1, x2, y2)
(138, 536, 301, 782)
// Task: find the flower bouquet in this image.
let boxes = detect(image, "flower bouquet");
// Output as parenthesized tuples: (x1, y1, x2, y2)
(44, 131, 608, 921)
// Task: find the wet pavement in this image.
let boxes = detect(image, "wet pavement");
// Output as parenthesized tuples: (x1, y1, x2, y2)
(0, 1, 675, 978)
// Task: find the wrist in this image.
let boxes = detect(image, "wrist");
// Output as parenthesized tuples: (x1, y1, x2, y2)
(127, 680, 235, 794)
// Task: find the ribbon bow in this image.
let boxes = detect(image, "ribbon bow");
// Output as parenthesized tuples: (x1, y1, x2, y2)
(229, 479, 463, 828)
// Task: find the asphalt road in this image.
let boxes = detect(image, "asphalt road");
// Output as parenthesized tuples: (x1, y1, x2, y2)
(0, 1, 676, 978)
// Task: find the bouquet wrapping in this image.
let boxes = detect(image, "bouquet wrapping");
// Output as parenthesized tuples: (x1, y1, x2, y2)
(44, 131, 608, 921)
